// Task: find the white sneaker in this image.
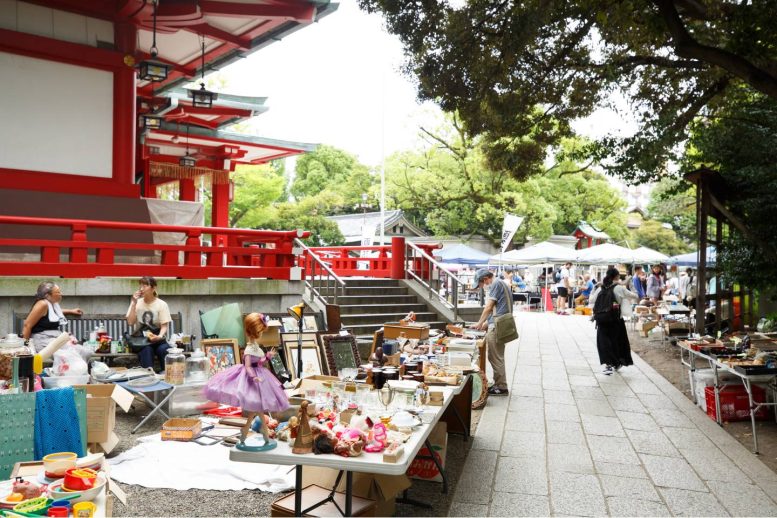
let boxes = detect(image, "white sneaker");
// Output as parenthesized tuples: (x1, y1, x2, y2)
(602, 365, 614, 375)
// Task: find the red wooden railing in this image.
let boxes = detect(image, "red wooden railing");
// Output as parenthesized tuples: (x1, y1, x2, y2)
(0, 215, 309, 279)
(298, 239, 441, 279)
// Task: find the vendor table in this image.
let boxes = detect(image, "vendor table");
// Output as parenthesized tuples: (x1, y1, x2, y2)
(676, 340, 777, 453)
(230, 385, 456, 517)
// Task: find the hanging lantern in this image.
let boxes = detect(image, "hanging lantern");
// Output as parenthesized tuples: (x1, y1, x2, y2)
(179, 155, 197, 167)
(186, 35, 217, 108)
(139, 113, 163, 130)
(137, 1, 169, 82)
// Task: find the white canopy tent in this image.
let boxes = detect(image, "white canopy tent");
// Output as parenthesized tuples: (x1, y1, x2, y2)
(576, 243, 641, 264)
(633, 246, 670, 264)
(490, 241, 579, 265)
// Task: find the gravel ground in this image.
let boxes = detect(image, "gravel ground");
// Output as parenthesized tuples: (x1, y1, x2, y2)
(109, 400, 480, 517)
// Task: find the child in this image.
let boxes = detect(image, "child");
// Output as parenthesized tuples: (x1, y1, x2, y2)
(203, 312, 289, 451)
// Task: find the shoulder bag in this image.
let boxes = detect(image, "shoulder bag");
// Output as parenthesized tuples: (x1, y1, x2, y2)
(493, 280, 519, 343)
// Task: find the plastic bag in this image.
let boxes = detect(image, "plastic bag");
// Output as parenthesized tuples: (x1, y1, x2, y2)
(52, 346, 88, 376)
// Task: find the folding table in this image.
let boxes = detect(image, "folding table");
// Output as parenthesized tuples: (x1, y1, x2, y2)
(115, 380, 177, 434)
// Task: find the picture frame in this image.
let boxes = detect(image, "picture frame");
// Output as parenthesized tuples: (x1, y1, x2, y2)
(201, 338, 241, 376)
(281, 317, 299, 333)
(283, 341, 323, 380)
(321, 334, 361, 376)
(303, 315, 319, 332)
(269, 352, 291, 383)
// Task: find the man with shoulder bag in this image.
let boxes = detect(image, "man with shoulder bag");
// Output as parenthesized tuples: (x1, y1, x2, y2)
(471, 269, 519, 396)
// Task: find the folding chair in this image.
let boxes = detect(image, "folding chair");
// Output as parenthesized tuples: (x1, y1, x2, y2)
(116, 380, 177, 434)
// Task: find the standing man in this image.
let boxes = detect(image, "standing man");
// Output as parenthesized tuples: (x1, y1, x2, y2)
(631, 265, 647, 300)
(556, 262, 572, 313)
(472, 269, 512, 396)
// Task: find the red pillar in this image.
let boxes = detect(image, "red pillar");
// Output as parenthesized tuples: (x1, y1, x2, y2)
(113, 22, 136, 187)
(391, 236, 405, 280)
(211, 181, 230, 245)
(180, 179, 197, 202)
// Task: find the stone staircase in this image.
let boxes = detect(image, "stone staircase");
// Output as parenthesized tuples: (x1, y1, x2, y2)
(319, 279, 449, 339)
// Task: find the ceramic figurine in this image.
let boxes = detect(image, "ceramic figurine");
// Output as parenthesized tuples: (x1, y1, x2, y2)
(334, 427, 365, 457)
(369, 347, 389, 367)
(292, 401, 314, 454)
(203, 313, 289, 452)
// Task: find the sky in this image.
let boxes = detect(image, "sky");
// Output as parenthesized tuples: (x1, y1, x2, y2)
(224, 0, 637, 170)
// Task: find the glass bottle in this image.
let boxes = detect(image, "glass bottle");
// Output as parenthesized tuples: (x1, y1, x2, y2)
(185, 350, 208, 383)
(165, 347, 186, 385)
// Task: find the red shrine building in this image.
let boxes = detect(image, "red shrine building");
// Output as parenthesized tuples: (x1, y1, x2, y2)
(0, 1, 337, 279)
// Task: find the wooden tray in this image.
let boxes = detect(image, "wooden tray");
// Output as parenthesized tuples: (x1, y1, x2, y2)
(161, 418, 202, 441)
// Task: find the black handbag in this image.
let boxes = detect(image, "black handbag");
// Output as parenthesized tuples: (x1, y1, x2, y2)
(123, 331, 151, 351)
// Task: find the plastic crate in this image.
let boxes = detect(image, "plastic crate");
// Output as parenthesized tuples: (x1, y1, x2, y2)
(704, 385, 770, 422)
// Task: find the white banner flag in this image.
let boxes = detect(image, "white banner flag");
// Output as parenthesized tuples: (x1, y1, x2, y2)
(500, 214, 524, 253)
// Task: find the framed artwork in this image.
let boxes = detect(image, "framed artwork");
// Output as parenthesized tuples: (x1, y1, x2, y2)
(321, 334, 361, 376)
(269, 352, 291, 383)
(283, 342, 323, 380)
(281, 317, 299, 333)
(303, 315, 318, 332)
(201, 338, 241, 376)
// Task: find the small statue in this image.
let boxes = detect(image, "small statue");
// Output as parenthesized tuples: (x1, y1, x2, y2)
(292, 401, 314, 454)
(369, 346, 389, 367)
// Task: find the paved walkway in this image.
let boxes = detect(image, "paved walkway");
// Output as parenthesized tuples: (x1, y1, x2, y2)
(451, 312, 777, 517)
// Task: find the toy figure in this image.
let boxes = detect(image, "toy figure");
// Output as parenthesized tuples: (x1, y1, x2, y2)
(369, 347, 388, 367)
(334, 428, 365, 457)
(292, 401, 314, 454)
(203, 313, 289, 451)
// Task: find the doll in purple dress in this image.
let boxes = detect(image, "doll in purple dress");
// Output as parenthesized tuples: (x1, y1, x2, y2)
(204, 312, 288, 451)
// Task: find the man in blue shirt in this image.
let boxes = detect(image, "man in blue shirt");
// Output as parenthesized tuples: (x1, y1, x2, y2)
(472, 269, 513, 396)
(574, 274, 596, 307)
(632, 265, 647, 299)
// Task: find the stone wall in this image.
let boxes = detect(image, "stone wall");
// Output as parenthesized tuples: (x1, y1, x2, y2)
(0, 277, 305, 338)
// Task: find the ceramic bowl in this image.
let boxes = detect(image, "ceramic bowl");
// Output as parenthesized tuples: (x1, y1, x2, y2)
(48, 475, 106, 503)
(43, 452, 77, 478)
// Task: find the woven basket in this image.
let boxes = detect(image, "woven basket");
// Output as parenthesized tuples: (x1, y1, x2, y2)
(161, 418, 202, 441)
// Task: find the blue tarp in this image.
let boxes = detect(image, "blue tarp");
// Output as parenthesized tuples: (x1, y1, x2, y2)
(435, 243, 492, 266)
(669, 246, 716, 267)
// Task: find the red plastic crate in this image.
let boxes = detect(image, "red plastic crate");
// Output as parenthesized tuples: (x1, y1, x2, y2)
(704, 385, 770, 422)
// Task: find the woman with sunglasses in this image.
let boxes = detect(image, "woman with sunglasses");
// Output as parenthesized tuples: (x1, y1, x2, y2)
(22, 281, 83, 352)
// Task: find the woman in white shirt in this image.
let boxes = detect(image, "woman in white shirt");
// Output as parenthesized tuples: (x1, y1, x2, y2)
(126, 276, 172, 370)
(589, 268, 638, 375)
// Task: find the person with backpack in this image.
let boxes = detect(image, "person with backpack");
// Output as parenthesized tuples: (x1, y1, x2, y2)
(589, 267, 638, 375)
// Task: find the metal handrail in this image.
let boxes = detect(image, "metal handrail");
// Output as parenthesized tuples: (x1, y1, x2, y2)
(405, 242, 467, 321)
(295, 238, 346, 306)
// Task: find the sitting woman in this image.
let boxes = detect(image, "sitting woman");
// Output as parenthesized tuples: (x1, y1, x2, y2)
(126, 276, 172, 370)
(22, 281, 83, 352)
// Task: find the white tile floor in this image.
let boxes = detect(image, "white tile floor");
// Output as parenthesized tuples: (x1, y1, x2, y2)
(452, 312, 777, 516)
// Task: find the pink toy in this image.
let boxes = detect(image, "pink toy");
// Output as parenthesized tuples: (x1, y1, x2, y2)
(364, 423, 387, 453)
(334, 428, 365, 457)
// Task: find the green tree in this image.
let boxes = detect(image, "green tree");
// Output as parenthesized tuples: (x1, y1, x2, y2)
(684, 92, 777, 292)
(292, 145, 377, 212)
(358, 0, 777, 182)
(228, 164, 285, 228)
(632, 219, 689, 256)
(260, 192, 345, 246)
(646, 178, 697, 245)
(385, 116, 628, 245)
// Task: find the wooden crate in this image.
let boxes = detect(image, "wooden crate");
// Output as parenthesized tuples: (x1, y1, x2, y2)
(383, 323, 429, 340)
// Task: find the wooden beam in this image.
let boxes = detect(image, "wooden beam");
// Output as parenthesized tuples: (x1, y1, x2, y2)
(198, 1, 317, 22)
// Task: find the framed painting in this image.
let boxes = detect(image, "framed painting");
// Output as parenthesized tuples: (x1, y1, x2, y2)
(321, 334, 361, 376)
(283, 342, 323, 380)
(201, 338, 240, 376)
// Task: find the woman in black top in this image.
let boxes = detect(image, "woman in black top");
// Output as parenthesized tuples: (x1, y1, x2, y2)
(22, 281, 82, 352)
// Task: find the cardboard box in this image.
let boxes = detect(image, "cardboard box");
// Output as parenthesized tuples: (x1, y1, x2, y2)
(407, 421, 447, 482)
(384, 323, 430, 340)
(301, 466, 410, 517)
(74, 384, 134, 453)
(271, 484, 376, 517)
(258, 321, 282, 348)
(290, 375, 339, 396)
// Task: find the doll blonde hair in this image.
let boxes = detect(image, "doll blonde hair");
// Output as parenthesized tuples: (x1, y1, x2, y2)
(244, 312, 269, 343)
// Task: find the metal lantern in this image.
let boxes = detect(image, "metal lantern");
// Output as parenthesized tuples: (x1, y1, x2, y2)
(139, 113, 163, 130)
(179, 154, 196, 167)
(187, 83, 218, 108)
(138, 59, 170, 82)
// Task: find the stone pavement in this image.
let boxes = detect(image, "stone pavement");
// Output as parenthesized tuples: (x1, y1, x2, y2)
(450, 312, 777, 517)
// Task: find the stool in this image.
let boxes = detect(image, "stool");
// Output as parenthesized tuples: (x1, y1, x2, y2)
(116, 380, 177, 434)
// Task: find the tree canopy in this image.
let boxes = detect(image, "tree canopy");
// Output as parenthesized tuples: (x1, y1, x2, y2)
(358, 0, 777, 182)
(384, 115, 628, 245)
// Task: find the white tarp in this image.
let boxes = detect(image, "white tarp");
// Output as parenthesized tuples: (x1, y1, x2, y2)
(576, 243, 640, 264)
(490, 241, 578, 265)
(146, 198, 204, 246)
(108, 434, 294, 492)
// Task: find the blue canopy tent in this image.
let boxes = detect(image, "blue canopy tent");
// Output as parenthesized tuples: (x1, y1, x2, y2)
(669, 246, 717, 267)
(434, 243, 492, 266)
